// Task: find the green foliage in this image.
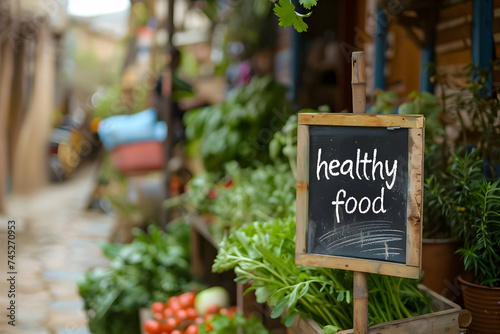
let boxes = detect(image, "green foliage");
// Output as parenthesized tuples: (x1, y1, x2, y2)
(426, 153, 500, 287)
(451, 64, 500, 164)
(272, 0, 317, 32)
(69, 29, 124, 94)
(213, 217, 432, 332)
(177, 161, 296, 242)
(79, 223, 195, 334)
(269, 113, 299, 176)
(199, 313, 270, 334)
(368, 90, 397, 115)
(93, 84, 149, 119)
(184, 76, 293, 172)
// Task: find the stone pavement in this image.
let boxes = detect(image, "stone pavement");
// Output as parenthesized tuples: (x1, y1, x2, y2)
(0, 164, 116, 334)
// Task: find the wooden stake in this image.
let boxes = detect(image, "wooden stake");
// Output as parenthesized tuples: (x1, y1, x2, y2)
(353, 271, 368, 333)
(351, 51, 368, 334)
(351, 51, 366, 114)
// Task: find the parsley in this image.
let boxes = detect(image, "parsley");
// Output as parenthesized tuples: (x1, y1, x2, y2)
(272, 0, 316, 32)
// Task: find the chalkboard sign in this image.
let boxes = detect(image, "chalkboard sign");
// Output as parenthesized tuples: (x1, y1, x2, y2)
(295, 113, 424, 279)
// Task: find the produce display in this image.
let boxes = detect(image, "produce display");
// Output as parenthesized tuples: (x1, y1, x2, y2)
(184, 76, 293, 172)
(213, 217, 432, 333)
(142, 289, 270, 334)
(79, 223, 195, 334)
(180, 161, 296, 241)
(85, 83, 443, 333)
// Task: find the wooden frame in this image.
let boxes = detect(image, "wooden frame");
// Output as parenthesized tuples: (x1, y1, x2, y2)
(296, 113, 424, 279)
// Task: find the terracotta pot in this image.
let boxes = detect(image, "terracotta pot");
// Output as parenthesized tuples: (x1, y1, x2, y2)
(458, 272, 500, 333)
(422, 238, 463, 303)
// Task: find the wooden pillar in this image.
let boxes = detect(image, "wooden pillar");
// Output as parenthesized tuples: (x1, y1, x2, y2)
(0, 40, 15, 213)
(373, 5, 387, 91)
(12, 26, 55, 193)
(160, 0, 176, 225)
(337, 0, 357, 112)
(471, 0, 493, 94)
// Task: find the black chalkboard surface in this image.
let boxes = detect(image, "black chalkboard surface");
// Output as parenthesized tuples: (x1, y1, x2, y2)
(307, 125, 408, 264)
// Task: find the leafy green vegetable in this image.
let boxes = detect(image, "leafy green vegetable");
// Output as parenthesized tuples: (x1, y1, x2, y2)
(213, 217, 432, 332)
(79, 223, 196, 334)
(178, 161, 296, 242)
(199, 312, 271, 334)
(184, 76, 293, 172)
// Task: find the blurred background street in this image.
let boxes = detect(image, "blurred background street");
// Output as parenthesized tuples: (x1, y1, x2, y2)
(0, 163, 115, 334)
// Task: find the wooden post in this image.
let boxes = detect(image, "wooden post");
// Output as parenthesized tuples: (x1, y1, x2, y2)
(352, 51, 368, 334)
(161, 0, 176, 225)
(353, 271, 368, 333)
(351, 51, 366, 115)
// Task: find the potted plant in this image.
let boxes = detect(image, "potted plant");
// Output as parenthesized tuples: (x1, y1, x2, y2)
(427, 152, 500, 333)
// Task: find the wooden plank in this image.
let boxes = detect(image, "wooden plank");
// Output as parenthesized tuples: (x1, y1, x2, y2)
(406, 128, 424, 268)
(190, 226, 203, 279)
(298, 114, 424, 129)
(186, 214, 219, 249)
(493, 18, 500, 33)
(295, 124, 309, 256)
(295, 253, 420, 279)
(436, 23, 471, 45)
(439, 2, 472, 22)
(436, 39, 470, 55)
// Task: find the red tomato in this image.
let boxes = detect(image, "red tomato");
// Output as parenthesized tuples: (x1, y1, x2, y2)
(206, 305, 220, 315)
(185, 325, 199, 334)
(219, 308, 228, 315)
(203, 314, 213, 322)
(143, 319, 162, 334)
(151, 302, 165, 313)
(163, 307, 174, 318)
(168, 296, 179, 307)
(186, 308, 197, 320)
(153, 312, 164, 320)
(194, 317, 204, 325)
(175, 309, 188, 323)
(224, 179, 234, 188)
(171, 330, 183, 334)
(178, 292, 195, 309)
(208, 189, 218, 199)
(228, 306, 238, 318)
(165, 317, 177, 331)
(170, 298, 182, 312)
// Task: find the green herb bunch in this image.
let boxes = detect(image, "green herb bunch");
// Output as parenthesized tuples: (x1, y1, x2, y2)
(213, 217, 432, 333)
(177, 161, 296, 241)
(184, 76, 293, 173)
(79, 223, 195, 334)
(426, 153, 500, 287)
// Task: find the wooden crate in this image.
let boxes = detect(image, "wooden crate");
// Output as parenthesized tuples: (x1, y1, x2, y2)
(187, 215, 238, 306)
(289, 285, 464, 334)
